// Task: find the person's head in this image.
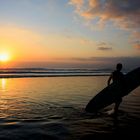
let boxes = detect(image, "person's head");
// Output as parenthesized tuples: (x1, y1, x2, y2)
(116, 63, 122, 71)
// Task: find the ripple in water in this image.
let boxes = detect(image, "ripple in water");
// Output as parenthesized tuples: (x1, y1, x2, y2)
(0, 77, 139, 139)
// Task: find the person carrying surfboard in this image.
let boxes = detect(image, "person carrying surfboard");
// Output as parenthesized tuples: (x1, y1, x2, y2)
(85, 66, 140, 114)
(107, 63, 124, 115)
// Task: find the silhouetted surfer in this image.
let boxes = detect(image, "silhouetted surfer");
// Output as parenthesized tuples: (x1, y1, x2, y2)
(108, 63, 124, 115)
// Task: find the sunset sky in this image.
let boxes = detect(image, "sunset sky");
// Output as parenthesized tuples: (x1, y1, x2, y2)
(0, 0, 140, 69)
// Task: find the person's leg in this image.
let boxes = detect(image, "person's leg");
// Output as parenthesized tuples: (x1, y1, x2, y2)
(114, 98, 122, 115)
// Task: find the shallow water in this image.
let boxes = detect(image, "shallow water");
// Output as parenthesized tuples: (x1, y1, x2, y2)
(0, 76, 140, 139)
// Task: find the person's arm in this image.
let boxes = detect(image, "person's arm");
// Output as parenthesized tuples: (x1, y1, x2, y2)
(107, 74, 112, 86)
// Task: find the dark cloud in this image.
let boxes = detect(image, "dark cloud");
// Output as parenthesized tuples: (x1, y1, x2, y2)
(66, 56, 140, 69)
(97, 46, 112, 50)
(97, 42, 112, 50)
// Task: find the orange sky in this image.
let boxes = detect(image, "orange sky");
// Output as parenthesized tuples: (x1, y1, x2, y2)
(0, 0, 139, 68)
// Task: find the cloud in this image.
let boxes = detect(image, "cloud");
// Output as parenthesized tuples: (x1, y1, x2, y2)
(69, 0, 140, 30)
(132, 41, 140, 50)
(134, 44, 140, 49)
(64, 56, 140, 69)
(132, 31, 140, 39)
(69, 0, 84, 10)
(97, 42, 112, 50)
(98, 46, 112, 51)
(130, 31, 140, 44)
(79, 38, 95, 46)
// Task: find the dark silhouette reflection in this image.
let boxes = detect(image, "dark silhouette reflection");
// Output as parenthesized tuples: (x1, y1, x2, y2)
(107, 63, 124, 116)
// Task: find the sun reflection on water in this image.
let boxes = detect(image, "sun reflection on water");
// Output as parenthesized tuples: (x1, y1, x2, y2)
(0, 78, 7, 91)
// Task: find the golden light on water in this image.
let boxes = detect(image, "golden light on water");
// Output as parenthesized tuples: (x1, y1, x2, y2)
(0, 79, 7, 91)
(1, 79, 6, 90)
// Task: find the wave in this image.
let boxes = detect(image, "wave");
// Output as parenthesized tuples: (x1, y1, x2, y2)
(0, 68, 128, 78)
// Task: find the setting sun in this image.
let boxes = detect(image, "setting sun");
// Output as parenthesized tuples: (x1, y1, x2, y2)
(0, 53, 10, 62)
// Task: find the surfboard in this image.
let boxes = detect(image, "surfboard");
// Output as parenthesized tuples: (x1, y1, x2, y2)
(85, 67, 140, 113)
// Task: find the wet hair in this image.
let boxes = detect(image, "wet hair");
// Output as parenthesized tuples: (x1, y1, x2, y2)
(116, 63, 122, 71)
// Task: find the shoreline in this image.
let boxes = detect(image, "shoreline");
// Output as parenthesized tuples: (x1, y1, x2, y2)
(0, 74, 110, 78)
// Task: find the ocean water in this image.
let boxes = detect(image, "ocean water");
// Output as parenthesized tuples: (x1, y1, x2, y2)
(0, 75, 140, 139)
(0, 68, 113, 78)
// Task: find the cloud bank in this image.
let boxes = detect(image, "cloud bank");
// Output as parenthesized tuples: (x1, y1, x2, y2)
(67, 56, 140, 69)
